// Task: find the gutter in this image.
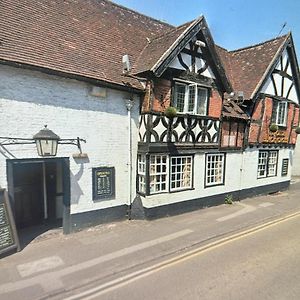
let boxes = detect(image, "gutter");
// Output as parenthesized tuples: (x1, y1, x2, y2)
(0, 59, 145, 95)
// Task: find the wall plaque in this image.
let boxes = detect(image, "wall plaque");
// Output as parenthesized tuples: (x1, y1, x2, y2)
(281, 159, 289, 176)
(0, 189, 20, 256)
(92, 167, 115, 200)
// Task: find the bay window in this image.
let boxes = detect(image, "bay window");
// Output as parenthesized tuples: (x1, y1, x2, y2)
(137, 154, 193, 194)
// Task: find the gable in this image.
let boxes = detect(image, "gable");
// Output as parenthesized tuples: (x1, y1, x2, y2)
(260, 46, 300, 104)
(168, 38, 216, 80)
(134, 17, 231, 93)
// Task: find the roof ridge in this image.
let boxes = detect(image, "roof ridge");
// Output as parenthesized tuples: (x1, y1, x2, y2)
(105, 0, 174, 29)
(229, 34, 289, 53)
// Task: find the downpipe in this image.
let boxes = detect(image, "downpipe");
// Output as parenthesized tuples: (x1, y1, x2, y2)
(124, 99, 134, 220)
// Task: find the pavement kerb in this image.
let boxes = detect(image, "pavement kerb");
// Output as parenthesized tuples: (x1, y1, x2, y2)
(43, 209, 300, 300)
(39, 207, 300, 300)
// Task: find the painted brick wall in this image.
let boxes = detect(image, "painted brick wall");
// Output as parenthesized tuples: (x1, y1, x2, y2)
(0, 65, 139, 216)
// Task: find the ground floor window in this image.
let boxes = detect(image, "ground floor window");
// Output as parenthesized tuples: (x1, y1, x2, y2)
(137, 154, 193, 194)
(257, 150, 278, 178)
(205, 153, 225, 187)
(149, 155, 168, 193)
(137, 154, 146, 193)
(170, 156, 192, 191)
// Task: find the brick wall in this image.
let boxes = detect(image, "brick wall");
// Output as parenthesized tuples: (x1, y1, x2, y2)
(249, 96, 299, 145)
(208, 89, 223, 118)
(0, 65, 139, 216)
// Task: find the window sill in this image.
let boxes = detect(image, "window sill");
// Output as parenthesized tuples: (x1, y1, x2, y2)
(204, 182, 224, 188)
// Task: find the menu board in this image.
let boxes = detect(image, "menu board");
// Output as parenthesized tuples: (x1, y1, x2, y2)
(281, 159, 289, 176)
(0, 189, 20, 256)
(92, 167, 115, 200)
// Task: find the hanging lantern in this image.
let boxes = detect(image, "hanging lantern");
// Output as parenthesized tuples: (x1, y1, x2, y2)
(33, 125, 60, 156)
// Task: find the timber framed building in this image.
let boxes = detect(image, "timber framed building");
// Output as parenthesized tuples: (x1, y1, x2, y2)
(0, 0, 299, 236)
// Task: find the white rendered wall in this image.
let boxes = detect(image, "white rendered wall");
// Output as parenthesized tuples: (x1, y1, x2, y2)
(141, 148, 293, 209)
(0, 65, 139, 215)
(292, 138, 300, 176)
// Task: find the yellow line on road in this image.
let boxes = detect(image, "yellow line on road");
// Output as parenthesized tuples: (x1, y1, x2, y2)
(64, 210, 300, 300)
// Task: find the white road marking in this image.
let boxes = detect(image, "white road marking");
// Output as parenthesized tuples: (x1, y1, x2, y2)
(17, 256, 64, 277)
(0, 229, 193, 295)
(259, 202, 274, 208)
(63, 211, 300, 300)
(217, 203, 256, 222)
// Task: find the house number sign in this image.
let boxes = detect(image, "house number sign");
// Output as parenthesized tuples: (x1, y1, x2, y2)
(92, 167, 115, 200)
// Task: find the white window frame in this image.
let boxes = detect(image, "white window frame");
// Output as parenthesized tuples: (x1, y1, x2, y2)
(170, 156, 193, 191)
(276, 101, 288, 126)
(174, 82, 208, 115)
(257, 150, 278, 178)
(205, 153, 225, 187)
(137, 154, 146, 193)
(149, 155, 168, 194)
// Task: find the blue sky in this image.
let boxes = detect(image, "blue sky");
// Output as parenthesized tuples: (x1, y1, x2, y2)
(113, 0, 300, 58)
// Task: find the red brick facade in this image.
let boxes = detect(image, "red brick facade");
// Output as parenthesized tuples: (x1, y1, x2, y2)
(141, 79, 223, 117)
(249, 96, 299, 145)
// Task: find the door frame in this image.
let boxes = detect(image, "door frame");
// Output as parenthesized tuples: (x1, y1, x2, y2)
(6, 157, 71, 234)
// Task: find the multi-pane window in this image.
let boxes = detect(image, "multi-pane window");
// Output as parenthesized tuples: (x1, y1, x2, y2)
(276, 101, 288, 126)
(174, 82, 208, 115)
(170, 156, 192, 191)
(137, 154, 194, 194)
(257, 151, 268, 178)
(137, 154, 146, 193)
(205, 153, 225, 187)
(149, 155, 168, 193)
(257, 151, 278, 178)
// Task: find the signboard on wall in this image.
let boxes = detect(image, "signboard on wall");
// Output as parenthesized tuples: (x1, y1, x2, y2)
(281, 159, 289, 176)
(0, 189, 20, 257)
(92, 167, 115, 200)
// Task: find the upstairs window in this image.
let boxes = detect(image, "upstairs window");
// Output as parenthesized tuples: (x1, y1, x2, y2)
(174, 82, 208, 115)
(276, 101, 288, 126)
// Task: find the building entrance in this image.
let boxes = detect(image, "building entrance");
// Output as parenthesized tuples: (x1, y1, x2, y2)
(7, 158, 70, 237)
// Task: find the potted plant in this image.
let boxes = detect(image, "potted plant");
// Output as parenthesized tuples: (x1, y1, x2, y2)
(164, 106, 177, 118)
(269, 123, 278, 132)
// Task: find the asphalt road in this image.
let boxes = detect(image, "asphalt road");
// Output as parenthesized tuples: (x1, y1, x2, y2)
(75, 213, 300, 300)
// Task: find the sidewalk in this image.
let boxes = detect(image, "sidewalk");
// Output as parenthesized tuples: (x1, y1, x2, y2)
(1, 180, 300, 299)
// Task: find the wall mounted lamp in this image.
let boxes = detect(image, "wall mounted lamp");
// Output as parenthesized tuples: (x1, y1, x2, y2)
(0, 125, 86, 157)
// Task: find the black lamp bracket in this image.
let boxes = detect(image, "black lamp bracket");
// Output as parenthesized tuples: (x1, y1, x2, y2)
(0, 137, 86, 153)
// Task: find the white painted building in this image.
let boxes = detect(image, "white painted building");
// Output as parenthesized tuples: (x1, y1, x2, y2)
(0, 64, 140, 233)
(0, 0, 299, 241)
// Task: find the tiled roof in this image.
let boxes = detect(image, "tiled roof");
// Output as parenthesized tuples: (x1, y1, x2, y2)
(0, 0, 291, 98)
(133, 20, 195, 75)
(0, 0, 173, 90)
(217, 35, 289, 99)
(222, 100, 249, 120)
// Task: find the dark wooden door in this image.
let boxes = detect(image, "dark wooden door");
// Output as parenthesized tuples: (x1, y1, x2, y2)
(46, 162, 57, 222)
(13, 163, 44, 228)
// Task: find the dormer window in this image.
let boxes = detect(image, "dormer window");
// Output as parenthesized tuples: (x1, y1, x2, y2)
(173, 82, 208, 115)
(276, 101, 288, 126)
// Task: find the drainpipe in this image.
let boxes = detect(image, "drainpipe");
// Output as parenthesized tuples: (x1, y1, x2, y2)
(124, 98, 134, 219)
